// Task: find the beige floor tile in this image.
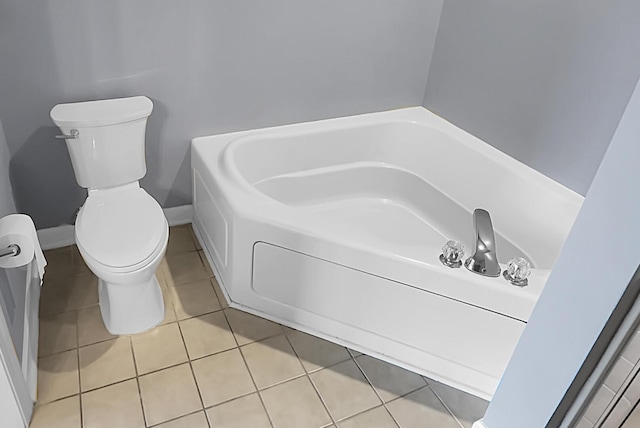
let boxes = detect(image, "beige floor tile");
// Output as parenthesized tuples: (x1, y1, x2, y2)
(155, 411, 209, 428)
(71, 276, 99, 309)
(192, 348, 255, 407)
(355, 355, 427, 402)
(225, 308, 282, 345)
(40, 274, 98, 316)
(310, 360, 381, 421)
(81, 379, 145, 428)
(44, 246, 91, 279)
(43, 247, 72, 273)
(189, 225, 202, 250)
(211, 276, 229, 308)
(37, 349, 79, 404)
(77, 305, 116, 346)
(429, 381, 488, 428)
(261, 376, 331, 428)
(206, 393, 271, 428)
(167, 225, 198, 255)
(30, 395, 81, 428)
(179, 312, 237, 359)
(338, 406, 398, 428)
(241, 335, 305, 389)
(171, 278, 221, 320)
(164, 252, 211, 287)
(386, 386, 460, 428)
(198, 250, 214, 276)
(79, 337, 136, 391)
(132, 323, 188, 374)
(285, 328, 351, 372)
(139, 363, 203, 426)
(157, 258, 170, 289)
(39, 311, 77, 356)
(160, 285, 177, 325)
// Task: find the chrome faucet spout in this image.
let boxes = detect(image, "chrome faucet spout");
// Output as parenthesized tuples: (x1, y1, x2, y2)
(464, 208, 501, 277)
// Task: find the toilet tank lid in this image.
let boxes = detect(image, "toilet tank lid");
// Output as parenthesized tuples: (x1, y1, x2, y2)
(50, 96, 153, 128)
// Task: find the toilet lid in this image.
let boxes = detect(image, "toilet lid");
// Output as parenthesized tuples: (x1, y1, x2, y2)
(76, 187, 166, 269)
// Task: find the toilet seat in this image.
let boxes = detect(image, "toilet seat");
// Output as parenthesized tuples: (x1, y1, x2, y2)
(76, 186, 167, 272)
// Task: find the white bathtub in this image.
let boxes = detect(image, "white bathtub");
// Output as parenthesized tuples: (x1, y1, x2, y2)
(191, 107, 582, 399)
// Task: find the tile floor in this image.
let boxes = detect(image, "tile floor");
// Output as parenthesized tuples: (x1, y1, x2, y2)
(32, 224, 488, 428)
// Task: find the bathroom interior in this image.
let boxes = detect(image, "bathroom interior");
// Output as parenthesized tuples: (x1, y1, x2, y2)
(1, 1, 640, 428)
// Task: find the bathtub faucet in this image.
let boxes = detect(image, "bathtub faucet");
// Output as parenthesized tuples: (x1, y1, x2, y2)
(464, 209, 501, 277)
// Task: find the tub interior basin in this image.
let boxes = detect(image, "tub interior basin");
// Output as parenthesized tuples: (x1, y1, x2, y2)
(253, 162, 535, 268)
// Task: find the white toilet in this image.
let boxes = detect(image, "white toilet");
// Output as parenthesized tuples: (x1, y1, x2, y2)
(50, 96, 168, 335)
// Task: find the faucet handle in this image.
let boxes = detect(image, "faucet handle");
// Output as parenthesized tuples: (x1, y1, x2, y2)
(440, 240, 465, 268)
(503, 257, 531, 286)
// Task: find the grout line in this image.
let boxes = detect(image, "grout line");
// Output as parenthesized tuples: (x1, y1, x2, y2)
(350, 355, 403, 428)
(220, 309, 276, 428)
(201, 389, 264, 410)
(188, 223, 202, 251)
(427, 384, 466, 428)
(78, 375, 140, 395)
(171, 303, 224, 324)
(40, 306, 226, 358)
(334, 404, 400, 427)
(165, 248, 200, 256)
(381, 405, 401, 428)
(73, 311, 84, 428)
(146, 409, 206, 427)
(207, 278, 223, 310)
(176, 321, 211, 428)
(115, 346, 237, 382)
(128, 335, 149, 428)
(281, 332, 338, 426)
(255, 371, 309, 392)
(350, 353, 384, 403)
(382, 401, 407, 428)
(223, 309, 285, 347)
(35, 392, 81, 408)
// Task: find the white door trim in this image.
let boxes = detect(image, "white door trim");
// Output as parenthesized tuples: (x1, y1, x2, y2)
(0, 290, 30, 426)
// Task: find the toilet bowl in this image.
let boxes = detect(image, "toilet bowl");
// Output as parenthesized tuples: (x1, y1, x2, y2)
(50, 96, 168, 334)
(75, 184, 168, 334)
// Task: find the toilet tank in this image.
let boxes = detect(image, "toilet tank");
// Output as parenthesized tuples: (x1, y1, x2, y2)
(50, 96, 153, 189)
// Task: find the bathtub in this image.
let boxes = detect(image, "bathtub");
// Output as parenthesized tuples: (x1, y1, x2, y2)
(191, 107, 582, 399)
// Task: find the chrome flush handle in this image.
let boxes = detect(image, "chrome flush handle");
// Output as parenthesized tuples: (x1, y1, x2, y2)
(55, 129, 79, 139)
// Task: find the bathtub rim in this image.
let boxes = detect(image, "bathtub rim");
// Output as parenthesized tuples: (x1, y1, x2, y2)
(204, 107, 582, 267)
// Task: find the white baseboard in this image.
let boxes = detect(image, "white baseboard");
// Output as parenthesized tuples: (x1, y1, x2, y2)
(36, 225, 76, 251)
(163, 204, 193, 226)
(37, 204, 193, 250)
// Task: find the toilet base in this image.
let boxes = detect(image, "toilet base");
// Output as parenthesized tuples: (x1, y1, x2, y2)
(98, 274, 165, 335)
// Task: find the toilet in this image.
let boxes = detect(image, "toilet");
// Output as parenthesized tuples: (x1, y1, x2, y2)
(50, 96, 168, 335)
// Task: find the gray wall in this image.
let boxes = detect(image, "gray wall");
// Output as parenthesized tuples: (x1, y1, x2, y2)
(424, 0, 640, 195)
(0, 0, 444, 229)
(0, 121, 16, 218)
